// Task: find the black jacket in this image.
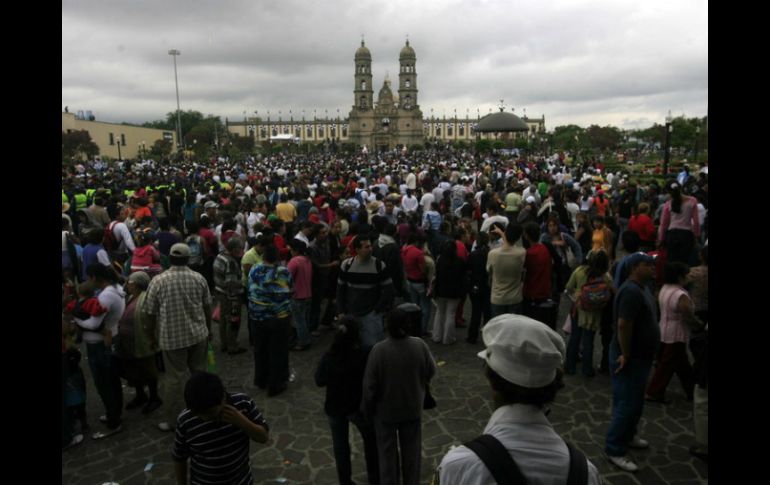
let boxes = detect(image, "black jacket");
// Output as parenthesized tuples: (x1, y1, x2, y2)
(315, 348, 370, 417)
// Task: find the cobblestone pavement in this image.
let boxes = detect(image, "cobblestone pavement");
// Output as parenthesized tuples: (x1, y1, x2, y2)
(62, 297, 707, 485)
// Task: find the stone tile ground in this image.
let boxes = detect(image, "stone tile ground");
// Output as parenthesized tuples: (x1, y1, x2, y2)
(62, 297, 707, 484)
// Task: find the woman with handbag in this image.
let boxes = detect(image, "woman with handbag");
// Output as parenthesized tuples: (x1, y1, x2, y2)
(540, 213, 583, 296)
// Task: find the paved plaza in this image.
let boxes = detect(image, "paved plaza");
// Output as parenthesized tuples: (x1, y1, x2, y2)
(62, 298, 707, 485)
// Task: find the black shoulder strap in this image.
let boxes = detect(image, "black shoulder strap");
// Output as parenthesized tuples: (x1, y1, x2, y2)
(565, 441, 589, 485)
(463, 434, 527, 485)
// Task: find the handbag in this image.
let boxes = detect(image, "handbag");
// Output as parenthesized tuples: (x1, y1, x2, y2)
(565, 245, 577, 269)
(423, 384, 437, 410)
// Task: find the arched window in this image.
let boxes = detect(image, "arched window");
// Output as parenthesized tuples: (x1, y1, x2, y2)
(405, 79, 411, 88)
(272, 127, 278, 136)
(361, 80, 366, 90)
(318, 126, 325, 138)
(448, 124, 453, 137)
(360, 96, 366, 109)
(307, 125, 313, 138)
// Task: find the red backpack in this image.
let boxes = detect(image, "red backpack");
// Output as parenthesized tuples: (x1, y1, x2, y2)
(579, 276, 611, 311)
(102, 221, 119, 251)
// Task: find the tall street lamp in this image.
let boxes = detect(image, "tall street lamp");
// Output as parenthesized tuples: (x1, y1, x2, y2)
(693, 126, 701, 165)
(168, 49, 183, 150)
(663, 111, 673, 177)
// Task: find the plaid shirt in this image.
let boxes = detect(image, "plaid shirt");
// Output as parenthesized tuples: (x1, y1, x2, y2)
(143, 266, 212, 351)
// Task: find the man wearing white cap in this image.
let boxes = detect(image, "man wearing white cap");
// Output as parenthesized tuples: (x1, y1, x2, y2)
(435, 314, 600, 484)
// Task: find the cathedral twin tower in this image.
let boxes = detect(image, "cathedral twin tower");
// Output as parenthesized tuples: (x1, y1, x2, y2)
(348, 39, 424, 151)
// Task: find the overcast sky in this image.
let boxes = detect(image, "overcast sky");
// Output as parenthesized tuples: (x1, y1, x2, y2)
(62, 0, 707, 131)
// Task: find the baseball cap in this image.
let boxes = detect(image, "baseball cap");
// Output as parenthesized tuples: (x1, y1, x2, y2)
(625, 251, 656, 268)
(477, 314, 565, 388)
(204, 201, 218, 209)
(170, 243, 191, 258)
(127, 271, 150, 288)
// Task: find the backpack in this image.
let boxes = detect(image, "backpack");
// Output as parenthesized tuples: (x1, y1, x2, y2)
(579, 276, 611, 311)
(102, 221, 119, 251)
(185, 234, 204, 266)
(462, 434, 588, 485)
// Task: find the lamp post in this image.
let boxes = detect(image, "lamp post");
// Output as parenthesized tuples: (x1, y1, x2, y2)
(117, 137, 121, 160)
(168, 49, 183, 150)
(693, 126, 701, 165)
(663, 110, 673, 177)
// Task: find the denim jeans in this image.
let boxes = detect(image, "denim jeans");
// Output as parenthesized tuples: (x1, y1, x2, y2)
(360, 311, 385, 350)
(86, 342, 123, 429)
(605, 344, 653, 457)
(565, 325, 596, 376)
(292, 299, 312, 347)
(328, 412, 380, 485)
(406, 281, 431, 335)
(491, 302, 523, 318)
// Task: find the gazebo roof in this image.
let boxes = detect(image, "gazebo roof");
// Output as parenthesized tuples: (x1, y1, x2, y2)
(475, 109, 529, 132)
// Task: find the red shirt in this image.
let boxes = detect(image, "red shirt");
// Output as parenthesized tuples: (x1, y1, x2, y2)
(273, 234, 290, 261)
(401, 244, 426, 282)
(628, 214, 656, 243)
(456, 240, 469, 261)
(198, 228, 218, 258)
(523, 243, 552, 300)
(287, 255, 313, 299)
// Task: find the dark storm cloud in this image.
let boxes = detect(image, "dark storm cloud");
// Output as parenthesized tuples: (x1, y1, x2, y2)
(62, 0, 707, 129)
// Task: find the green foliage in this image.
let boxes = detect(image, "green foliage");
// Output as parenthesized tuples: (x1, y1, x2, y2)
(452, 141, 467, 150)
(552, 125, 586, 151)
(513, 137, 529, 150)
(492, 140, 505, 150)
(62, 130, 99, 161)
(150, 139, 173, 158)
(586, 125, 622, 151)
(475, 139, 493, 153)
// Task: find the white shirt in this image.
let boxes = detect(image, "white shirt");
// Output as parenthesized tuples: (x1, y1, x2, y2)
(78, 285, 127, 344)
(420, 192, 435, 212)
(111, 221, 136, 254)
(294, 231, 310, 246)
(406, 173, 417, 190)
(402, 195, 419, 213)
(438, 404, 601, 485)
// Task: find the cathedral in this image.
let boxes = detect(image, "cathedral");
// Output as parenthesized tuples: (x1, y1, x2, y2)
(225, 40, 546, 149)
(347, 39, 424, 151)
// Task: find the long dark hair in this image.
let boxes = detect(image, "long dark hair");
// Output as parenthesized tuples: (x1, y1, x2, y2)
(329, 316, 362, 362)
(586, 249, 609, 279)
(669, 183, 683, 213)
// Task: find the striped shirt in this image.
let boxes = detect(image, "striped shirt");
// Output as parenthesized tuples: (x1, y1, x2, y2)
(143, 266, 212, 350)
(336, 256, 394, 317)
(172, 393, 269, 485)
(247, 264, 293, 321)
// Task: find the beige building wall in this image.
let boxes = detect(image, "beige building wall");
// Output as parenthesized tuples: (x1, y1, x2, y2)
(62, 112, 177, 159)
(227, 118, 351, 144)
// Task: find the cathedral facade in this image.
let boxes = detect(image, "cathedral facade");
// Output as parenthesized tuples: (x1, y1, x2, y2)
(347, 40, 424, 151)
(225, 40, 546, 149)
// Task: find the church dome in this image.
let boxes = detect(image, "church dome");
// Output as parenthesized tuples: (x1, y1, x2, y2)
(355, 40, 371, 60)
(399, 40, 415, 59)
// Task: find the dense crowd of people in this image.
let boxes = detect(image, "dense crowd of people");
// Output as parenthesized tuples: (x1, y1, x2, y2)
(61, 147, 708, 482)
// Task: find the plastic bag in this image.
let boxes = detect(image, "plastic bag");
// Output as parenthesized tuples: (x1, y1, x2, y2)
(206, 343, 217, 373)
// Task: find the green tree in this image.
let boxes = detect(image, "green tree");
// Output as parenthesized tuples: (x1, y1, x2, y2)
(475, 139, 493, 153)
(552, 125, 586, 151)
(586, 125, 622, 151)
(150, 139, 173, 158)
(62, 130, 99, 161)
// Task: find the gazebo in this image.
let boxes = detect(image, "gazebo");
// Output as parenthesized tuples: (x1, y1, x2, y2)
(475, 108, 529, 140)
